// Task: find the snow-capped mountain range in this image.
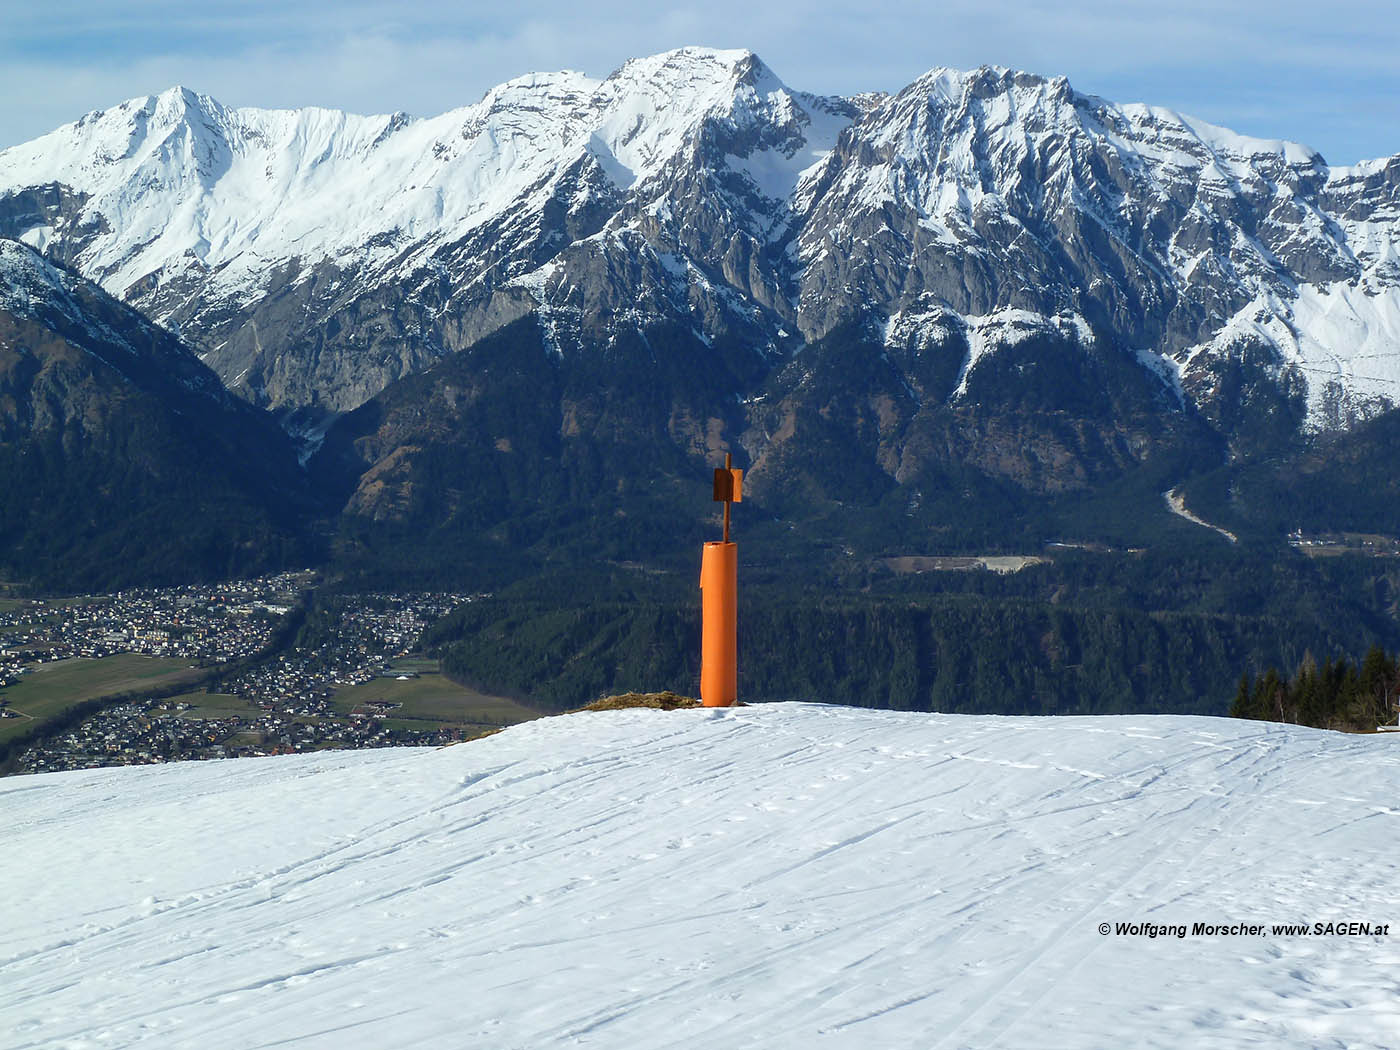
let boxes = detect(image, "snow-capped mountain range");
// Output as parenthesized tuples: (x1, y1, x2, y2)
(1, 47, 1396, 441)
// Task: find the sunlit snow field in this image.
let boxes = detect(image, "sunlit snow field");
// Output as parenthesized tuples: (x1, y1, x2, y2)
(3, 704, 1398, 1048)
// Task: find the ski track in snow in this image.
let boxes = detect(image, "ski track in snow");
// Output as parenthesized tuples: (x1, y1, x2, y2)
(2, 704, 1398, 1048)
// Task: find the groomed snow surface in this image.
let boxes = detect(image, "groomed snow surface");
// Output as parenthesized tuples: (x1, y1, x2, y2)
(3, 704, 1398, 1048)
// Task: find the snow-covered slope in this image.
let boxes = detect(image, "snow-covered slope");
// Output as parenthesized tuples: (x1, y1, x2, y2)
(4, 704, 1397, 1048)
(0, 51, 836, 300)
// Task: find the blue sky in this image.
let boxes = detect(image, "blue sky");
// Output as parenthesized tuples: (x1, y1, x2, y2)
(1, 0, 1396, 164)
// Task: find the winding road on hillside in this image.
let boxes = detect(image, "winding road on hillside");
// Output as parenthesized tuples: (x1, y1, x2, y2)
(1164, 487, 1239, 543)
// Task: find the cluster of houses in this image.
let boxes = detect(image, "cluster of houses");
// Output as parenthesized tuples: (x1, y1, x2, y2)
(1287, 530, 1400, 554)
(11, 699, 404, 774)
(219, 592, 472, 707)
(9, 586, 478, 774)
(0, 572, 312, 668)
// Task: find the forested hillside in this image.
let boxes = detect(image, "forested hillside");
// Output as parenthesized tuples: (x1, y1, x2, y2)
(424, 547, 1400, 715)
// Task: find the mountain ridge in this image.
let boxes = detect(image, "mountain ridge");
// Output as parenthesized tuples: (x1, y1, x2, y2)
(1, 50, 1399, 590)
(2, 49, 1395, 440)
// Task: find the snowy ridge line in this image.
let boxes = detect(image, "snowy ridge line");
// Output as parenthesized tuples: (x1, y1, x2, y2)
(1, 49, 1398, 424)
(2, 704, 1397, 1048)
(0, 48, 834, 303)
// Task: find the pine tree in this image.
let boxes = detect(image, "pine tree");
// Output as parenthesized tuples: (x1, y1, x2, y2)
(1359, 646, 1393, 725)
(1230, 647, 1400, 731)
(1231, 672, 1255, 720)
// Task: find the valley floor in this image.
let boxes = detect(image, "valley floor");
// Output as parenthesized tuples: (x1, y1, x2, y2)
(2, 705, 1398, 1048)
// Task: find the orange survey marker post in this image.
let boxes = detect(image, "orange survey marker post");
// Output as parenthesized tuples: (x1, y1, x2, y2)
(701, 453, 742, 707)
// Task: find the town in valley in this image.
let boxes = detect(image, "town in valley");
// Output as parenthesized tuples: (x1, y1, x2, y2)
(0, 573, 536, 775)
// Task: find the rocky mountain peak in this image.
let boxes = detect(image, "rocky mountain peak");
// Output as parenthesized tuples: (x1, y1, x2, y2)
(603, 46, 767, 91)
(0, 50, 1396, 442)
(149, 85, 219, 124)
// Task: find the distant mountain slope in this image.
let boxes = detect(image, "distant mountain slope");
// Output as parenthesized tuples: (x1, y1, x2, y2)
(309, 314, 736, 584)
(308, 308, 1227, 589)
(798, 71, 1400, 435)
(3, 705, 1397, 1048)
(1183, 407, 1400, 539)
(1, 49, 1395, 451)
(0, 239, 309, 589)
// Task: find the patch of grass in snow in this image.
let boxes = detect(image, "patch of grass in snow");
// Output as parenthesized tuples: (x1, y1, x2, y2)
(575, 691, 702, 712)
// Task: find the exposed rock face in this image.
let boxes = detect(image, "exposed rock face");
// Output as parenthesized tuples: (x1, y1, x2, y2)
(0, 50, 1396, 492)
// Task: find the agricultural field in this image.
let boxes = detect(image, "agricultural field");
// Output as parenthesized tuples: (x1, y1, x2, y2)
(0, 655, 204, 746)
(153, 692, 262, 721)
(332, 660, 537, 735)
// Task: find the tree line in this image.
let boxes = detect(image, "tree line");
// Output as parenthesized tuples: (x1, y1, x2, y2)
(425, 585, 1368, 717)
(1230, 646, 1400, 731)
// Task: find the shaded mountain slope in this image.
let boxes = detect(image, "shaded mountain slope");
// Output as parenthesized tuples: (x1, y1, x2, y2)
(0, 239, 310, 589)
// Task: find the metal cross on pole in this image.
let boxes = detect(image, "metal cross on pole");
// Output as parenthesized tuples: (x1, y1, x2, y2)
(713, 452, 742, 542)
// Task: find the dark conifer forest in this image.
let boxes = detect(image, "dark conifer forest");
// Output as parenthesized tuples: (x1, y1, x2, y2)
(1230, 647, 1400, 731)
